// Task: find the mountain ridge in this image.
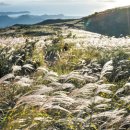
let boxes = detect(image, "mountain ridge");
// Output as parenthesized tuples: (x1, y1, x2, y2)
(83, 5, 130, 37)
(0, 14, 80, 28)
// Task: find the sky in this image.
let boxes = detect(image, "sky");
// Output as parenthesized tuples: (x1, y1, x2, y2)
(0, 0, 130, 16)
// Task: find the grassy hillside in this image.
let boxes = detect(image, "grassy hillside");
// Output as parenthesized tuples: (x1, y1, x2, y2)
(0, 24, 130, 129)
(83, 6, 130, 37)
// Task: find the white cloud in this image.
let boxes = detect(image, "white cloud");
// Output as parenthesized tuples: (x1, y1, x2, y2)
(0, 0, 127, 6)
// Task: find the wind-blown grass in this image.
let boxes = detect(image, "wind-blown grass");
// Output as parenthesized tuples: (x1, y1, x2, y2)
(0, 26, 130, 130)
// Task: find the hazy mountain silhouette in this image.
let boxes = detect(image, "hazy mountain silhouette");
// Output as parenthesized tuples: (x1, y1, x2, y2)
(0, 14, 79, 28)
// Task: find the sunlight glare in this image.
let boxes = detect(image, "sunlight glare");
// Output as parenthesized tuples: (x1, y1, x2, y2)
(106, 0, 130, 8)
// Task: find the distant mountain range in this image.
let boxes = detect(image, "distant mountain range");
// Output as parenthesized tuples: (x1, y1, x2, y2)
(0, 13, 80, 28)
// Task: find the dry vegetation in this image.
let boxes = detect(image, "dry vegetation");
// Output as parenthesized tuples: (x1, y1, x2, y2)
(0, 26, 130, 130)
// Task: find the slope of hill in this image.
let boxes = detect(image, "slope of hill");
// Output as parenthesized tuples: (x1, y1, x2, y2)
(83, 6, 130, 37)
(0, 24, 130, 129)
